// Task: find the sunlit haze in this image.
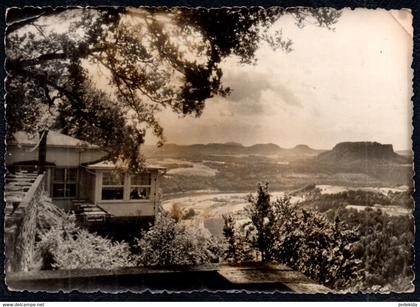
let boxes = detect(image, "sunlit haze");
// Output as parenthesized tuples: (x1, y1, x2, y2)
(146, 8, 413, 151)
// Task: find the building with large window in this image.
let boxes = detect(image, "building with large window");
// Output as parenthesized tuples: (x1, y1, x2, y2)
(6, 131, 166, 224)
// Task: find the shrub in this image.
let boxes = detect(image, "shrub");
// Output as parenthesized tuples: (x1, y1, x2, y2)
(169, 203, 183, 222)
(245, 183, 278, 261)
(222, 215, 254, 263)
(224, 183, 363, 290)
(36, 216, 134, 270)
(36, 192, 68, 238)
(335, 207, 414, 291)
(136, 212, 221, 266)
(272, 204, 362, 289)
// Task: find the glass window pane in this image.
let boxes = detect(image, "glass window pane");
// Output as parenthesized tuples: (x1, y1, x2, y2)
(102, 187, 124, 200)
(67, 169, 77, 182)
(67, 184, 77, 198)
(131, 173, 151, 186)
(52, 183, 65, 198)
(54, 168, 65, 182)
(102, 172, 124, 186)
(130, 187, 151, 200)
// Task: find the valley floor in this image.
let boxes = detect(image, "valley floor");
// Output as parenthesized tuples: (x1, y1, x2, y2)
(162, 184, 412, 237)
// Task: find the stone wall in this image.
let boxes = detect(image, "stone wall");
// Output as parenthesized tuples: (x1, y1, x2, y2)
(6, 263, 331, 293)
(4, 173, 46, 272)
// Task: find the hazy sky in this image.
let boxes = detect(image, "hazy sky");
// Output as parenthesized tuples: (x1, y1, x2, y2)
(147, 8, 413, 150)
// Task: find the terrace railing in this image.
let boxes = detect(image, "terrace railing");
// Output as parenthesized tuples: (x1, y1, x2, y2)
(4, 172, 46, 272)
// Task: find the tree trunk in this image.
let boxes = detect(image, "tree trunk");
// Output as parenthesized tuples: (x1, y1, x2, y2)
(38, 130, 48, 174)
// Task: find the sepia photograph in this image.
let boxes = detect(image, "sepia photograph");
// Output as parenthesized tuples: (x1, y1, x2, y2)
(3, 6, 414, 294)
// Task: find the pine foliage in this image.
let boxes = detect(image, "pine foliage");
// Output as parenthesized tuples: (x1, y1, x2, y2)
(223, 183, 363, 290)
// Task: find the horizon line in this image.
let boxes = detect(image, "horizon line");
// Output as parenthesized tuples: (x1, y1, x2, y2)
(143, 141, 412, 152)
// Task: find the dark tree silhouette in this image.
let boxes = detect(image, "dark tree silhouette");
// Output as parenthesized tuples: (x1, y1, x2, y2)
(5, 7, 340, 171)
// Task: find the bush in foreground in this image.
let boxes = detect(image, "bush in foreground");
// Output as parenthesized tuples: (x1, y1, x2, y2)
(223, 183, 363, 290)
(37, 217, 134, 270)
(135, 212, 221, 266)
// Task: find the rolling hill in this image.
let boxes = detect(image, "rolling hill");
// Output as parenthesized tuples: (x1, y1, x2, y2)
(143, 142, 324, 159)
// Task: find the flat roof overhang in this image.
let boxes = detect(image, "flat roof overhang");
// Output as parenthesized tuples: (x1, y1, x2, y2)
(85, 160, 166, 171)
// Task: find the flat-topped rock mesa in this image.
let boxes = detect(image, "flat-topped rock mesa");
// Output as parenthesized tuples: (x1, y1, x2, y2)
(316, 141, 408, 164)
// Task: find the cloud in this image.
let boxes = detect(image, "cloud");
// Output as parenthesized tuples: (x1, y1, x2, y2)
(221, 63, 302, 116)
(261, 86, 302, 108)
(226, 69, 271, 103)
(277, 85, 302, 107)
(148, 9, 412, 150)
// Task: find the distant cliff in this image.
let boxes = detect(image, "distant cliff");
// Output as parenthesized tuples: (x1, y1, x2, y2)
(316, 142, 408, 165)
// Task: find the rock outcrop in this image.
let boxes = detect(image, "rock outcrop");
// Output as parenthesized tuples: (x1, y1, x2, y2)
(316, 142, 408, 165)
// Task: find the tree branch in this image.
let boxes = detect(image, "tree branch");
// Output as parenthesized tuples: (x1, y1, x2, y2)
(6, 7, 67, 34)
(6, 46, 107, 72)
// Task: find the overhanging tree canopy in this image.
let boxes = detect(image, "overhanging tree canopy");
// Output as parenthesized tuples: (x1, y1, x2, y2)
(6, 7, 340, 171)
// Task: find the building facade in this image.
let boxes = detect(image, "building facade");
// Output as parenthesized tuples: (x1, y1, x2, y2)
(6, 131, 165, 222)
